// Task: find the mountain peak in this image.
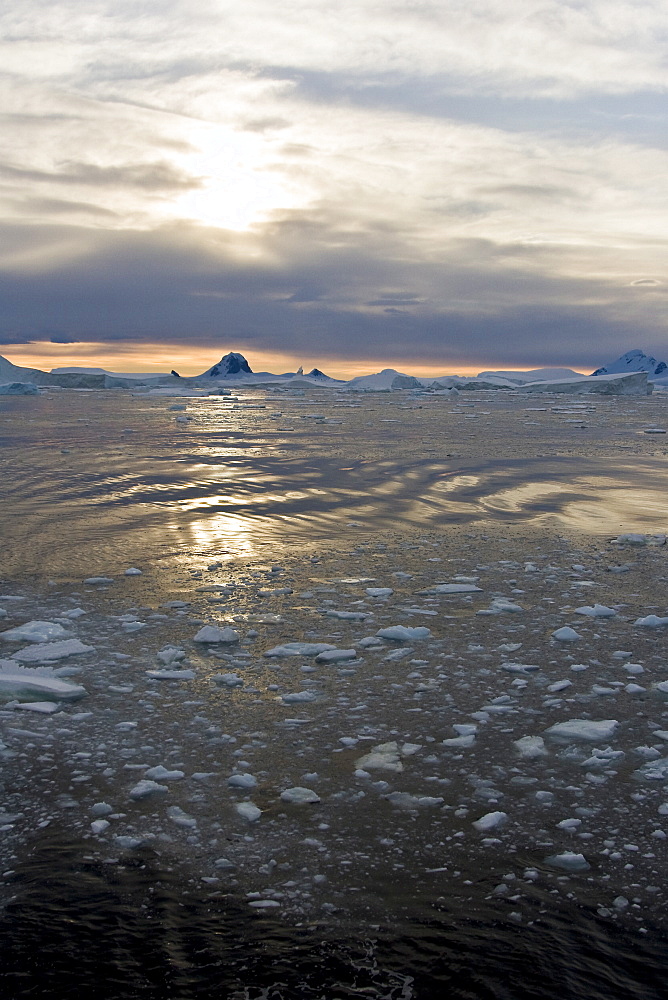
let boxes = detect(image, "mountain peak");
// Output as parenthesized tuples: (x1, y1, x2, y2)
(200, 352, 253, 378)
(591, 349, 667, 377)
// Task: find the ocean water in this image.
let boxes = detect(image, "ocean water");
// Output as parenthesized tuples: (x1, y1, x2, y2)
(1, 387, 668, 998)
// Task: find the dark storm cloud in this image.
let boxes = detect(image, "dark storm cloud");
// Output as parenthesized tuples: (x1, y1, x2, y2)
(0, 217, 666, 369)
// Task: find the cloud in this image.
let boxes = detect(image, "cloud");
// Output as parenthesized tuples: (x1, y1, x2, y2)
(1, 1, 668, 370)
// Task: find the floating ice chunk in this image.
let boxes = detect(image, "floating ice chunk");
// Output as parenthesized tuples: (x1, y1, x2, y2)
(146, 669, 195, 680)
(214, 857, 235, 869)
(167, 805, 197, 828)
(575, 604, 617, 618)
(156, 647, 186, 665)
(12, 701, 59, 714)
(91, 802, 113, 817)
(264, 642, 336, 657)
(580, 746, 625, 766)
(228, 773, 257, 788)
(248, 899, 280, 908)
(83, 576, 114, 584)
(193, 625, 240, 643)
(323, 610, 371, 620)
(235, 801, 261, 821)
(124, 567, 143, 576)
(281, 691, 317, 703)
(633, 757, 668, 781)
(557, 818, 582, 831)
(478, 599, 524, 615)
(547, 680, 572, 693)
(366, 588, 393, 597)
(545, 852, 590, 871)
(258, 587, 293, 597)
(473, 811, 508, 832)
(634, 615, 668, 628)
(653, 681, 668, 696)
(442, 734, 476, 747)
(498, 642, 522, 652)
(212, 673, 244, 687)
(280, 787, 321, 804)
(417, 583, 482, 594)
(315, 648, 357, 663)
(545, 719, 619, 741)
(552, 627, 581, 641)
(356, 742, 403, 772)
(502, 662, 540, 673)
(384, 792, 444, 809)
(91, 820, 110, 834)
(384, 647, 413, 661)
(145, 766, 184, 781)
(401, 742, 423, 755)
(129, 779, 169, 799)
(610, 533, 648, 545)
(376, 625, 432, 641)
(514, 736, 548, 758)
(1, 621, 71, 643)
(0, 664, 86, 702)
(358, 636, 384, 648)
(11, 639, 94, 662)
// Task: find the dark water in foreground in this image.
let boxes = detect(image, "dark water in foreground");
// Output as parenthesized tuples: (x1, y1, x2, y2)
(2, 835, 664, 1000)
(2, 389, 668, 997)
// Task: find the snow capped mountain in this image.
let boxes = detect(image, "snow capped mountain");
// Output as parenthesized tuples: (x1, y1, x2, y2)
(200, 352, 253, 378)
(591, 349, 667, 377)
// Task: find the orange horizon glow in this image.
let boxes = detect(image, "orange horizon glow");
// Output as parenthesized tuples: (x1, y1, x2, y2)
(2, 341, 586, 380)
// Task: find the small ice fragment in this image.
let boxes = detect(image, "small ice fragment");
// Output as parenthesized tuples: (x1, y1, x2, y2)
(323, 610, 370, 620)
(366, 588, 393, 597)
(124, 568, 142, 576)
(355, 742, 403, 772)
(417, 584, 482, 594)
(280, 787, 321, 804)
(145, 669, 195, 680)
(235, 801, 261, 821)
(514, 736, 548, 758)
(442, 734, 476, 747)
(156, 647, 186, 665)
(281, 691, 317, 703)
(575, 604, 617, 618)
(552, 627, 581, 641)
(315, 648, 357, 663)
(634, 615, 668, 628)
(0, 665, 86, 702)
(193, 626, 240, 643)
(91, 802, 113, 817)
(544, 852, 590, 872)
(212, 673, 244, 686)
(384, 792, 444, 810)
(144, 766, 184, 781)
(263, 642, 336, 657)
(1, 621, 70, 643)
(129, 779, 169, 799)
(91, 820, 110, 834)
(167, 806, 197, 828)
(358, 636, 383, 648)
(473, 811, 508, 832)
(548, 680, 572, 693)
(11, 639, 94, 663)
(214, 857, 235, 869)
(376, 625, 432, 641)
(83, 577, 114, 584)
(228, 773, 257, 788)
(545, 719, 619, 741)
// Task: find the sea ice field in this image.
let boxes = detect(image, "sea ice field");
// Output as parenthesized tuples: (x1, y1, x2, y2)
(1, 385, 668, 998)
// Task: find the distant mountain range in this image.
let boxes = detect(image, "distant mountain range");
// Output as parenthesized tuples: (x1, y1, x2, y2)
(1, 348, 667, 395)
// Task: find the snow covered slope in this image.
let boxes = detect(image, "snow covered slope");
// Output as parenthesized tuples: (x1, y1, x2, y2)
(478, 368, 582, 383)
(591, 349, 667, 377)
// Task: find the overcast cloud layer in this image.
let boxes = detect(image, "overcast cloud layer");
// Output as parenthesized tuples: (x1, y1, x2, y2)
(1, 0, 667, 370)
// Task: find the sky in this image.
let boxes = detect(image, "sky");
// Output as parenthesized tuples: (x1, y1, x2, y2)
(1, 0, 667, 377)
